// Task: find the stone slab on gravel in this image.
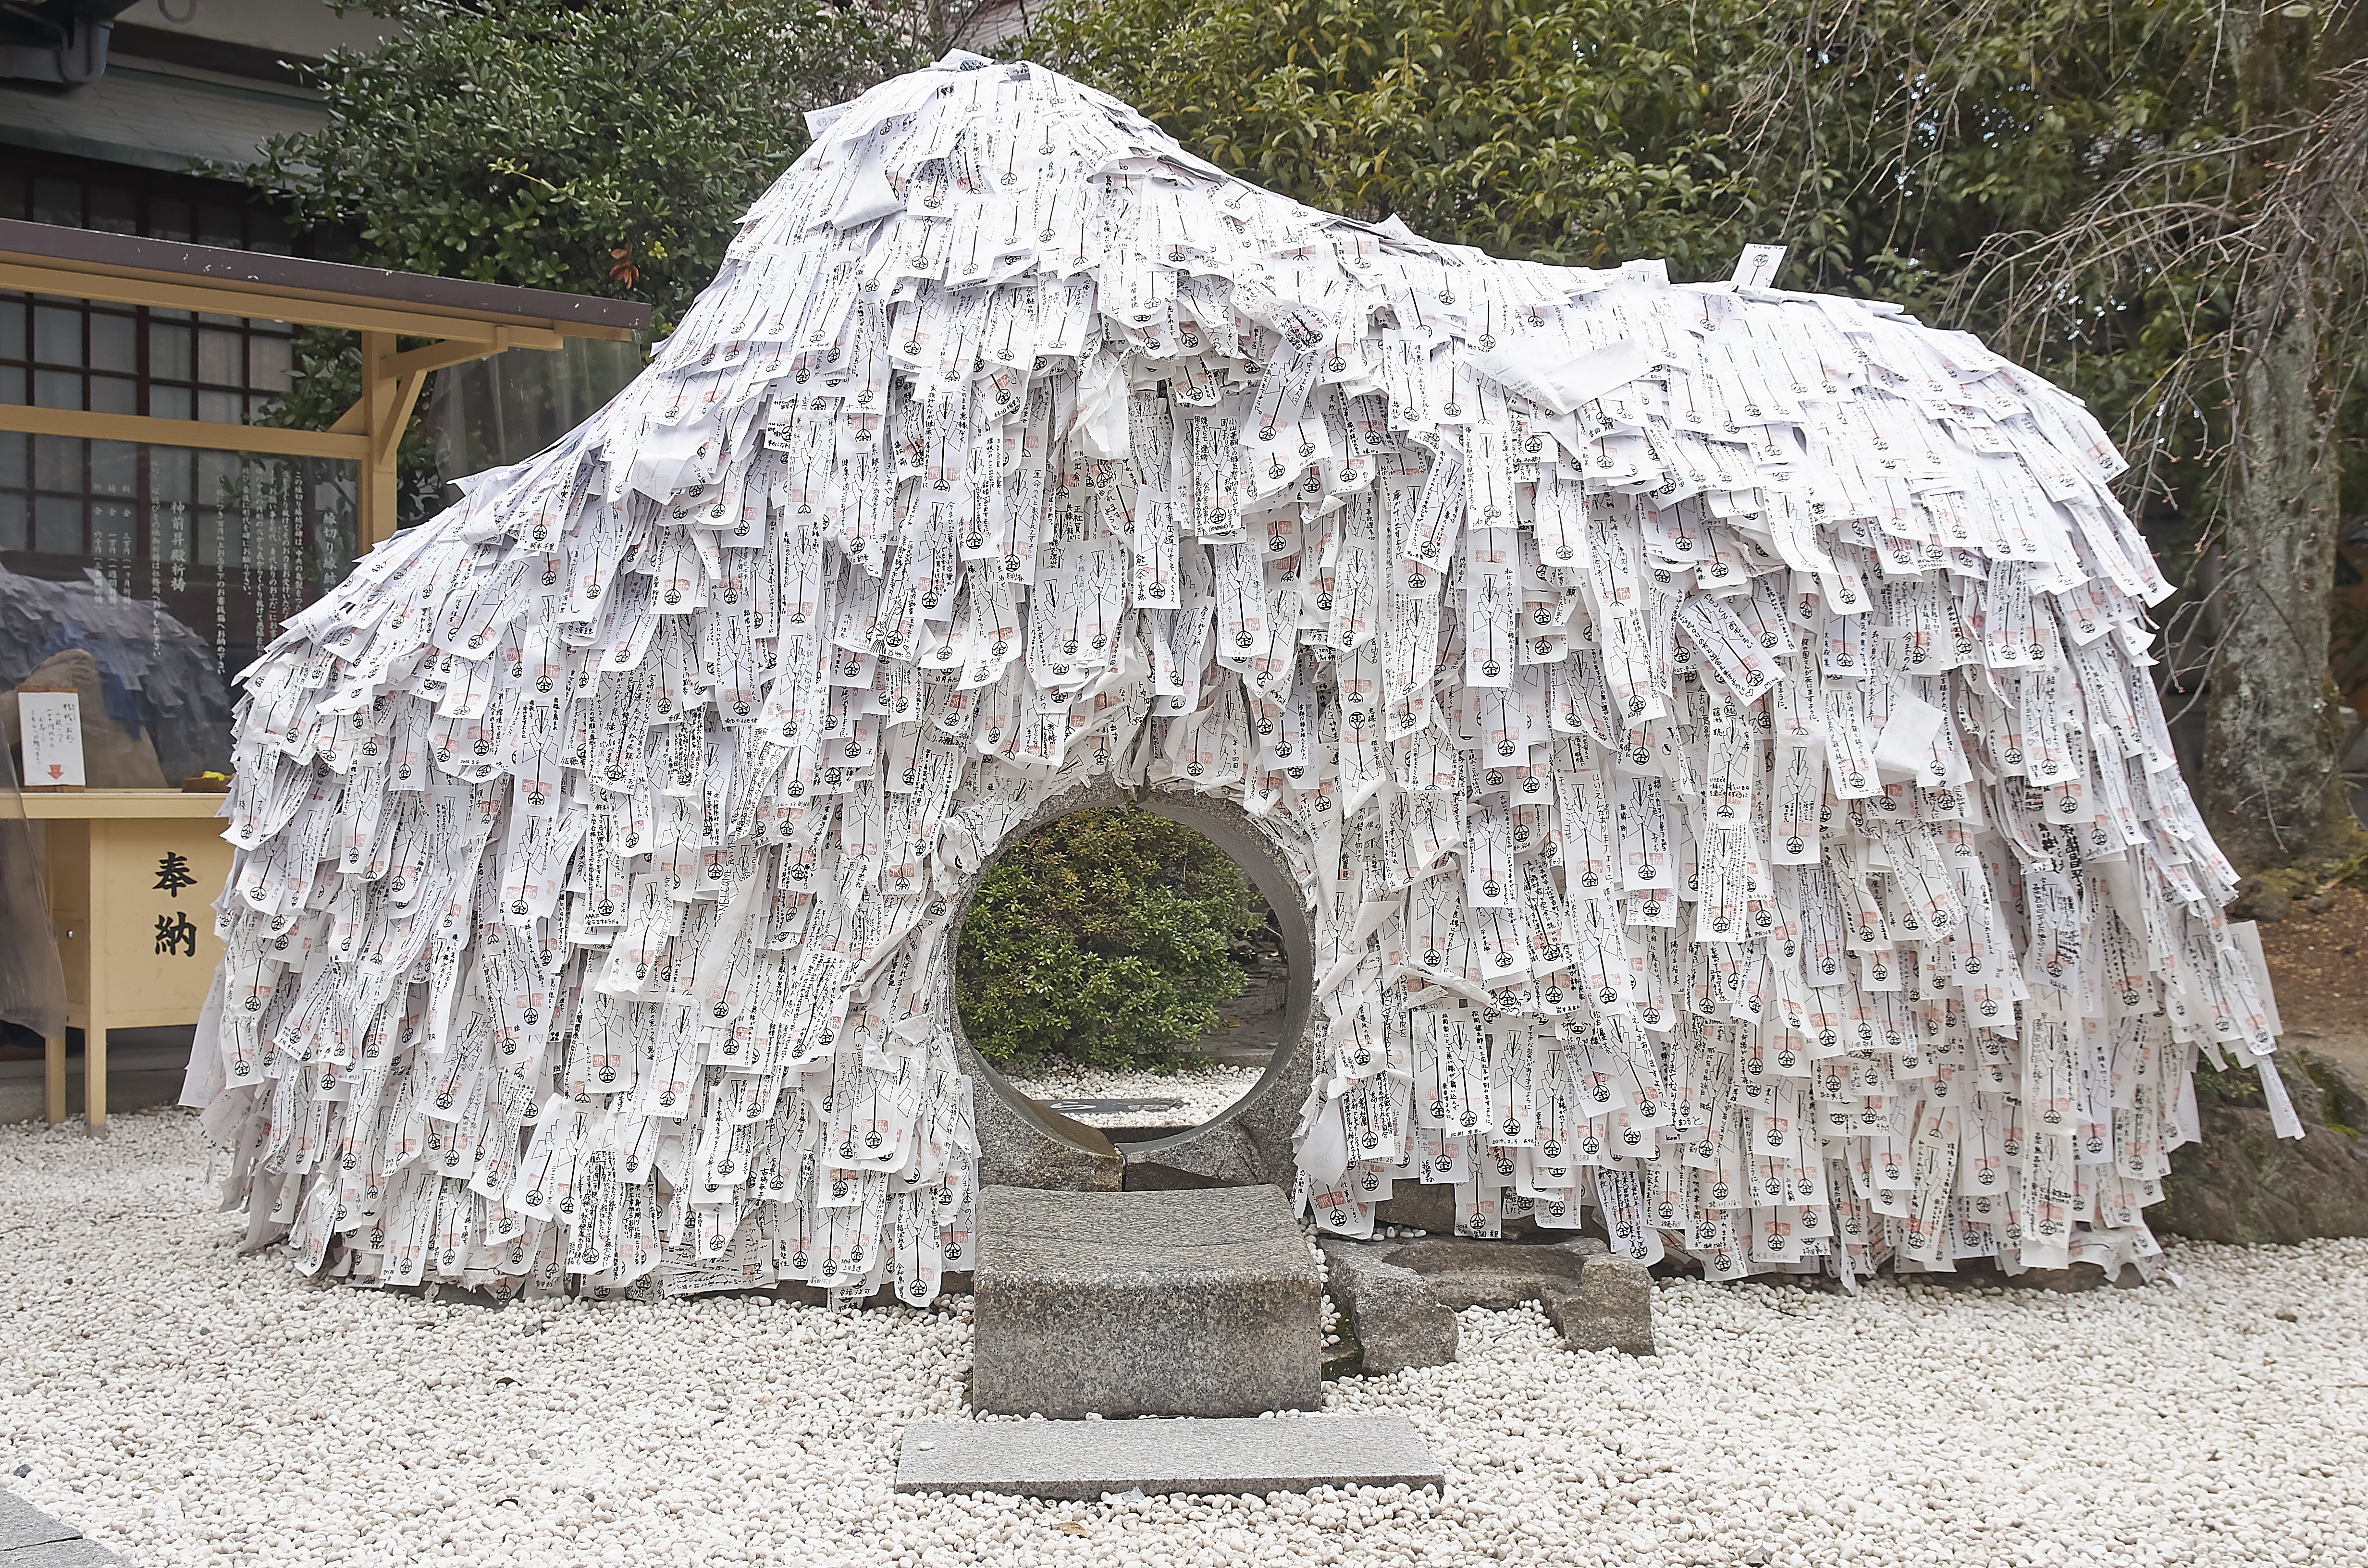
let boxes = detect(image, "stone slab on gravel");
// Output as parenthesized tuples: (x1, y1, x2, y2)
(3, 1543, 131, 1568)
(0, 1491, 124, 1565)
(0, 1491, 81, 1553)
(892, 1416, 1442, 1499)
(972, 1184, 1320, 1419)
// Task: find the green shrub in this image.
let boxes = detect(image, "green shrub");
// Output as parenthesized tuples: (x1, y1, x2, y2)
(955, 809, 1267, 1072)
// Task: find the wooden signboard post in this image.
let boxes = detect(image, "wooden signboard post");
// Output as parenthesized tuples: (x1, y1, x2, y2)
(24, 792, 231, 1130)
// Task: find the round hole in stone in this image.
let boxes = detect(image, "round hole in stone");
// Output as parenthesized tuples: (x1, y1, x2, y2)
(943, 784, 1316, 1192)
(958, 807, 1280, 1136)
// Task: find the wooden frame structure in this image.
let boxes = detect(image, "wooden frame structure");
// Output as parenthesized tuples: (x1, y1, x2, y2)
(0, 220, 646, 1131)
(0, 217, 648, 549)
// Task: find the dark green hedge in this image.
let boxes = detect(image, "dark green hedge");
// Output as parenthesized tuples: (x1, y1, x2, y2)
(954, 809, 1266, 1072)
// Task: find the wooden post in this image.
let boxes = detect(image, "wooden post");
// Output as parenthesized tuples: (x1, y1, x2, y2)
(38, 818, 103, 1131)
(45, 818, 87, 1128)
(43, 1031, 64, 1126)
(84, 820, 108, 1135)
(25, 796, 230, 1127)
(358, 331, 395, 554)
(356, 331, 433, 554)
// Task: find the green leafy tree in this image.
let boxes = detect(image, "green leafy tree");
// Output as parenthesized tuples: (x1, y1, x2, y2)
(250, 0, 917, 330)
(955, 809, 1269, 1072)
(1028, 0, 1748, 271)
(1735, 0, 2368, 870)
(1966, 27, 2368, 875)
(234, 0, 920, 523)
(1025, 0, 2251, 435)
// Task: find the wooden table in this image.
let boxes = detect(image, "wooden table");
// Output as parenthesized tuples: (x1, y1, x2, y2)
(22, 790, 230, 1131)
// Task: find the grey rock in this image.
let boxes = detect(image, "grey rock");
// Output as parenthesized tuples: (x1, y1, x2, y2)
(2155, 1047, 2368, 1244)
(1113, 793, 1315, 1194)
(1371, 1185, 1456, 1235)
(1386, 1236, 1604, 1317)
(972, 1184, 1321, 1419)
(962, 1054, 1124, 1193)
(1385, 1237, 1596, 1279)
(893, 1414, 1442, 1499)
(1419, 1272, 1564, 1312)
(1113, 1149, 1258, 1191)
(1319, 1243, 1457, 1374)
(1542, 1254, 1657, 1356)
(0, 1490, 81, 1552)
(0, 648, 166, 788)
(1321, 1236, 1653, 1365)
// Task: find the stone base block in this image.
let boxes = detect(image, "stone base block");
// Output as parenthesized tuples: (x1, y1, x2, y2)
(1320, 1236, 1655, 1366)
(1320, 1243, 1457, 1374)
(972, 1184, 1321, 1419)
(1542, 1253, 1656, 1355)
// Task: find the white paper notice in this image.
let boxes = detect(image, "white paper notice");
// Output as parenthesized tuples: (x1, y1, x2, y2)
(19, 689, 85, 789)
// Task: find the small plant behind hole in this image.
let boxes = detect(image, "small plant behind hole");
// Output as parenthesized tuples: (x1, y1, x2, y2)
(954, 808, 1269, 1072)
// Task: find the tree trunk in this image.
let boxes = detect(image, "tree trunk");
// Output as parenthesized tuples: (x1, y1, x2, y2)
(2200, 2, 2355, 871)
(2204, 281, 2345, 869)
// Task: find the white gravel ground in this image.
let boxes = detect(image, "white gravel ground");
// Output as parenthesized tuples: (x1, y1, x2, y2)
(4, 1110, 2365, 1568)
(997, 1062, 1265, 1127)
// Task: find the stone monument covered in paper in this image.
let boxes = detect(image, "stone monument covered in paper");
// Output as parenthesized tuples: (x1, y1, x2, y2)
(185, 55, 2287, 1306)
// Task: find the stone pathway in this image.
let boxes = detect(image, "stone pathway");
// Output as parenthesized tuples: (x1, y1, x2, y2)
(998, 1062, 1264, 1129)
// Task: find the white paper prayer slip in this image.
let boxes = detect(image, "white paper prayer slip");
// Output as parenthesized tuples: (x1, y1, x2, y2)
(19, 689, 85, 789)
(191, 53, 2279, 1310)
